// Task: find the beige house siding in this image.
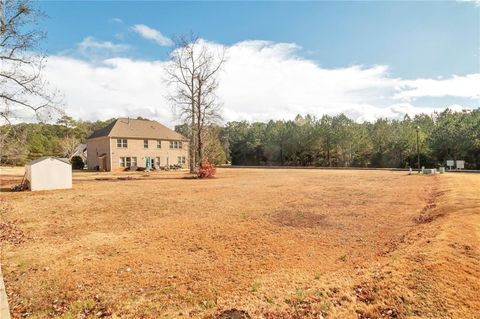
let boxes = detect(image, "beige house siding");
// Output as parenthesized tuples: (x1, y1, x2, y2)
(111, 138, 188, 170)
(88, 137, 189, 171)
(86, 137, 111, 171)
(87, 118, 189, 172)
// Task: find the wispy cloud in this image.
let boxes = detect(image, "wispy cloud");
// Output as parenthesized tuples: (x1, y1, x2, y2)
(131, 24, 173, 46)
(76, 36, 130, 60)
(457, 0, 480, 7)
(394, 74, 480, 101)
(108, 17, 123, 24)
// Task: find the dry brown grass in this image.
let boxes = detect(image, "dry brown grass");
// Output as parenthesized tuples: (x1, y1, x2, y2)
(0, 168, 479, 319)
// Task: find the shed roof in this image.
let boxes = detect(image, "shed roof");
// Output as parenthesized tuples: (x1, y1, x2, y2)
(88, 118, 187, 141)
(27, 156, 71, 166)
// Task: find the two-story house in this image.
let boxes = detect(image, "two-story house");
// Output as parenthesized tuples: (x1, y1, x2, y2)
(87, 118, 189, 171)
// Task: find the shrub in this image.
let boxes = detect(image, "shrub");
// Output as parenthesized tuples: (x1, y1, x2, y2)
(71, 156, 84, 169)
(198, 158, 216, 178)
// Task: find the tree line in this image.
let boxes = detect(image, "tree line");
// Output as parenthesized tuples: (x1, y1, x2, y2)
(223, 108, 480, 169)
(0, 116, 114, 165)
(0, 115, 229, 167)
(1, 108, 479, 169)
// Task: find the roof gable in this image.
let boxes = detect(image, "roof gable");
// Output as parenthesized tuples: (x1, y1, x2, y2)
(88, 120, 117, 139)
(88, 118, 187, 140)
(28, 156, 71, 166)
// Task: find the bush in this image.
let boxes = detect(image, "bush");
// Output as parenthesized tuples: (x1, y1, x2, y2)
(71, 156, 84, 169)
(198, 158, 216, 178)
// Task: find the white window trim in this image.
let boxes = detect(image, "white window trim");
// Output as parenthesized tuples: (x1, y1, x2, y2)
(117, 138, 128, 148)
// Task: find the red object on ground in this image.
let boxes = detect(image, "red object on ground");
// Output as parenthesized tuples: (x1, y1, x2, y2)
(198, 158, 216, 178)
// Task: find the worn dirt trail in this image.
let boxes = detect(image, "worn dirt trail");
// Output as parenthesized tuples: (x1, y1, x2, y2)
(414, 174, 480, 317)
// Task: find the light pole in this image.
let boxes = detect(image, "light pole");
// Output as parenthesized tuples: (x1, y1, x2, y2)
(416, 126, 421, 173)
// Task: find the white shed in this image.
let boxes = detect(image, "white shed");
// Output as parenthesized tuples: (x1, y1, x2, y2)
(25, 157, 72, 191)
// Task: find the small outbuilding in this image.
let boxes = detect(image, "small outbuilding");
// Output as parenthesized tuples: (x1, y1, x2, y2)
(25, 157, 72, 191)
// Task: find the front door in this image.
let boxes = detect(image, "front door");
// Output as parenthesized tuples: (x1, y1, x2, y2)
(145, 157, 150, 169)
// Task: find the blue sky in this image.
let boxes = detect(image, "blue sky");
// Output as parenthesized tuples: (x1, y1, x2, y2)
(36, 1, 480, 124)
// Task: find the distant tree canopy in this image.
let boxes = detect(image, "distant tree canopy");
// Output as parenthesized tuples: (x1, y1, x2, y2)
(223, 109, 480, 169)
(175, 123, 229, 165)
(1, 108, 479, 169)
(0, 116, 115, 165)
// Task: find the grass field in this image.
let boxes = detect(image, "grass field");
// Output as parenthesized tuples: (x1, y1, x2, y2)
(1, 168, 479, 319)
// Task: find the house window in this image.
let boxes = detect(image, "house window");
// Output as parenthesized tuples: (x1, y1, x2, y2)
(177, 156, 186, 165)
(170, 141, 180, 149)
(121, 157, 136, 169)
(155, 157, 160, 167)
(144, 139, 148, 148)
(117, 139, 127, 148)
(157, 140, 161, 148)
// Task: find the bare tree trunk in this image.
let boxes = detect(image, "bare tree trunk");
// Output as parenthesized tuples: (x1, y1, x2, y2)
(280, 144, 284, 166)
(196, 80, 203, 165)
(189, 116, 196, 173)
(189, 83, 196, 174)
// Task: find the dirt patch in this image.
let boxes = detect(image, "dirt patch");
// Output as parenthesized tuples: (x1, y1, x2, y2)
(262, 300, 328, 319)
(449, 242, 478, 258)
(270, 209, 330, 228)
(414, 185, 446, 224)
(215, 309, 251, 319)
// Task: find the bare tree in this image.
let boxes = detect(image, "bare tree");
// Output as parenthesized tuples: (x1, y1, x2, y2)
(0, 125, 27, 165)
(0, 0, 61, 154)
(165, 33, 225, 173)
(194, 46, 224, 166)
(60, 135, 80, 159)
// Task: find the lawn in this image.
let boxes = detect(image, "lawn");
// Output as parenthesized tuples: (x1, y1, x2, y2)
(1, 168, 479, 318)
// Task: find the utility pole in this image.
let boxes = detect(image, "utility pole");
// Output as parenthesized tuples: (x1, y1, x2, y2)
(416, 126, 421, 173)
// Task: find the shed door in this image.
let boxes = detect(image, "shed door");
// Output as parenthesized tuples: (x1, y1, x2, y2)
(101, 157, 107, 171)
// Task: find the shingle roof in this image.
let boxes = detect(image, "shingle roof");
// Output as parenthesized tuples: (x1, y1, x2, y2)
(27, 156, 71, 166)
(88, 118, 187, 141)
(88, 120, 117, 139)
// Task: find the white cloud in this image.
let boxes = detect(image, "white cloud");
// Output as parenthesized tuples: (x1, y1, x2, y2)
(131, 24, 173, 46)
(44, 39, 479, 127)
(76, 36, 130, 60)
(44, 56, 171, 122)
(77, 36, 129, 52)
(109, 18, 123, 24)
(393, 74, 480, 101)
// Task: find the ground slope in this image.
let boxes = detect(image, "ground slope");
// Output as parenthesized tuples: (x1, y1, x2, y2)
(0, 169, 479, 318)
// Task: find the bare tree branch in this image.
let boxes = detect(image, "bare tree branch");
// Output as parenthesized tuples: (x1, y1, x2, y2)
(165, 34, 225, 172)
(0, 0, 62, 158)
